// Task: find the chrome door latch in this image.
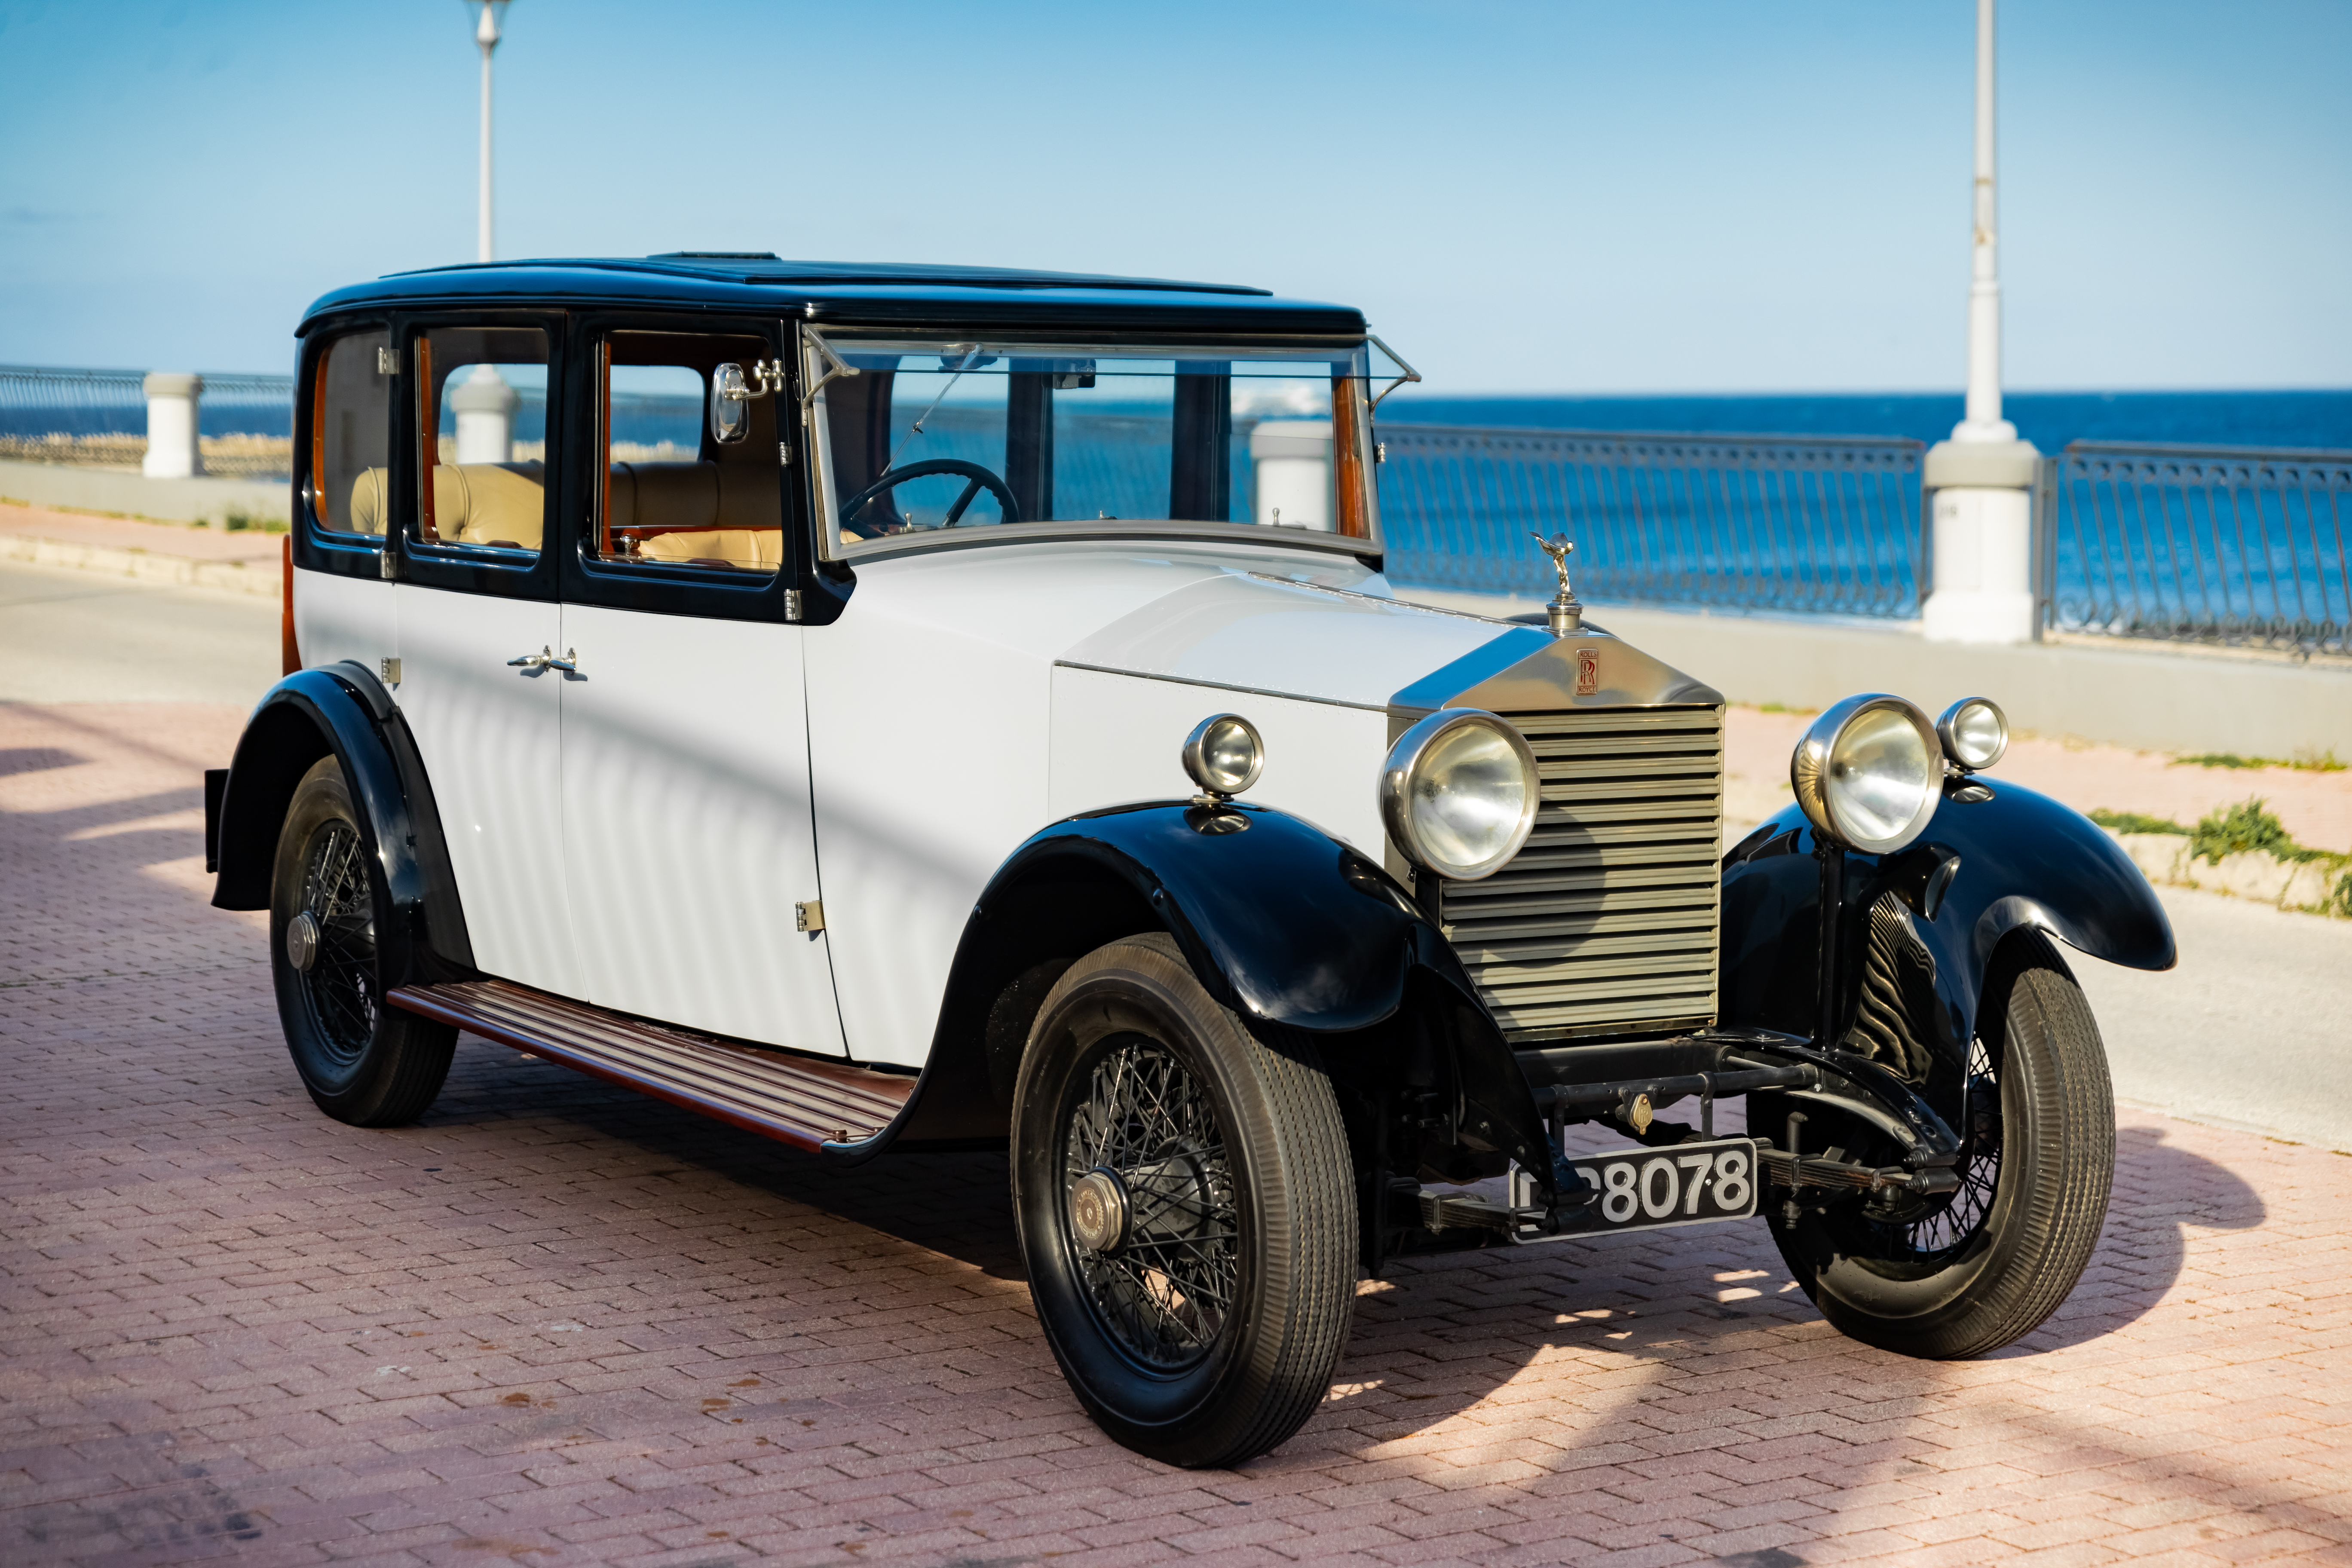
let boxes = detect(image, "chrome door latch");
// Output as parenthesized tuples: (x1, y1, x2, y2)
(507, 646, 581, 675)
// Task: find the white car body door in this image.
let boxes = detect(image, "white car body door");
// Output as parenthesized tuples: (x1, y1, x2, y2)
(557, 604, 842, 1054)
(394, 581, 579, 995)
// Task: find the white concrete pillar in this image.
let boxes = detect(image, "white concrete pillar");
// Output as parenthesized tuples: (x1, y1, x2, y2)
(1250, 418, 1332, 530)
(1922, 446, 2037, 643)
(450, 364, 517, 464)
(141, 372, 203, 478)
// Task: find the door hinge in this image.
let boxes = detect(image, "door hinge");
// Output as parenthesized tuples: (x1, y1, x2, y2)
(379, 546, 400, 580)
(795, 900, 825, 933)
(778, 441, 793, 466)
(378, 657, 401, 686)
(377, 345, 398, 376)
(784, 588, 803, 622)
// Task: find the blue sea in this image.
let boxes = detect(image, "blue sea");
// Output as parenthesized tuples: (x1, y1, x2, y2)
(1370, 390, 2351, 454)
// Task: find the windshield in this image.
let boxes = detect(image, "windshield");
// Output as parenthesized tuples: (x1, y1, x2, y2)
(806, 333, 1379, 554)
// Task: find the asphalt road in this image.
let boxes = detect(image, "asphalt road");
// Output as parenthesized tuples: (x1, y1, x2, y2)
(0, 557, 281, 707)
(6, 551, 2345, 1149)
(2077, 884, 2352, 1152)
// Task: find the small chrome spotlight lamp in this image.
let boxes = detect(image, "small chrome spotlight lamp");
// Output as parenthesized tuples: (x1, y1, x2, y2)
(1182, 713, 1265, 802)
(1936, 696, 2009, 772)
(1791, 694, 1943, 856)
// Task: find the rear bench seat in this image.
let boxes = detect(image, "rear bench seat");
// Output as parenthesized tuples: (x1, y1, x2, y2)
(346, 462, 546, 549)
(341, 459, 781, 569)
(609, 461, 782, 569)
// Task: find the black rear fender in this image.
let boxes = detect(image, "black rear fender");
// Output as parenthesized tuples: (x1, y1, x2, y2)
(830, 800, 1553, 1194)
(211, 662, 472, 977)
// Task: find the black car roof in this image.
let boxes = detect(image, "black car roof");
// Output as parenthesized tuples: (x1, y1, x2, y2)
(300, 255, 1368, 337)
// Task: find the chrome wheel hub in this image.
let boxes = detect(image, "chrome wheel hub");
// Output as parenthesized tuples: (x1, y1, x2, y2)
(285, 910, 321, 972)
(1069, 1168, 1130, 1253)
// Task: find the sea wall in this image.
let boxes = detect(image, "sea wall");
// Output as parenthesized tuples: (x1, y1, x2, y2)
(0, 459, 291, 527)
(1400, 589, 2352, 760)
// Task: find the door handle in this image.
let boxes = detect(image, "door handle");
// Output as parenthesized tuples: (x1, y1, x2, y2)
(506, 646, 552, 670)
(547, 648, 580, 675)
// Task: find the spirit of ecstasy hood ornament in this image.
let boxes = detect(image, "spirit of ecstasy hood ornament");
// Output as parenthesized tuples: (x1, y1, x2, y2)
(1529, 531, 1583, 635)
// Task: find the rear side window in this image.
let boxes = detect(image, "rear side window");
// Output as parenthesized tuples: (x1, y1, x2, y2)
(411, 325, 551, 560)
(307, 330, 392, 537)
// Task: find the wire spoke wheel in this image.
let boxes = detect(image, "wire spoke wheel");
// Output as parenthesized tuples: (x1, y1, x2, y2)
(1011, 933, 1355, 1468)
(297, 821, 380, 1066)
(1857, 1033, 2003, 1264)
(1063, 1037, 1240, 1370)
(269, 756, 454, 1127)
(1766, 931, 2115, 1360)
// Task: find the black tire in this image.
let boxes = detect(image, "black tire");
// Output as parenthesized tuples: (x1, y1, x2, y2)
(1011, 933, 1356, 1468)
(1766, 929, 2115, 1358)
(269, 756, 455, 1126)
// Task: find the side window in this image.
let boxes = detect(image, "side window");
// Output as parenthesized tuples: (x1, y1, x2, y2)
(410, 325, 550, 559)
(308, 330, 392, 537)
(590, 330, 782, 578)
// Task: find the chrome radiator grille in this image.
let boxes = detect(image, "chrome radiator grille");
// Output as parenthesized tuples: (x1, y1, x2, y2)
(1434, 706, 1724, 1043)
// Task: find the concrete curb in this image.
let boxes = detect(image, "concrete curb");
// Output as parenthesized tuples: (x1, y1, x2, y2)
(0, 531, 281, 598)
(2110, 829, 2349, 918)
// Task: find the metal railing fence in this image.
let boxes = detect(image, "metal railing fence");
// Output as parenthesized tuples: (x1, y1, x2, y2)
(2037, 442, 2351, 657)
(1375, 425, 1927, 618)
(0, 363, 298, 476)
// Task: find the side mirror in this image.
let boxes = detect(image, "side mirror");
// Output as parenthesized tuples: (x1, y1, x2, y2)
(709, 363, 750, 445)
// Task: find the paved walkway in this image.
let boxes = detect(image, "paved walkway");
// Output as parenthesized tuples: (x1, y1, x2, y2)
(3, 702, 2349, 1567)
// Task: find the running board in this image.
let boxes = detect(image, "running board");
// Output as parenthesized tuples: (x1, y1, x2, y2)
(387, 979, 914, 1152)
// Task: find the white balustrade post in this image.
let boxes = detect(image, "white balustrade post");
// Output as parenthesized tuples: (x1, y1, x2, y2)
(450, 364, 517, 464)
(1922, 0, 2040, 645)
(141, 372, 203, 479)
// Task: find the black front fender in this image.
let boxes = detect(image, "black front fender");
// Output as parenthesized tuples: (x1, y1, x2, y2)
(833, 800, 1554, 1188)
(1723, 776, 2175, 1062)
(211, 662, 472, 975)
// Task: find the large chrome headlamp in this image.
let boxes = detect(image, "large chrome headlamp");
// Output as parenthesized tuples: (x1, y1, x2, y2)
(1791, 694, 1942, 855)
(1936, 696, 2009, 772)
(1379, 709, 1540, 881)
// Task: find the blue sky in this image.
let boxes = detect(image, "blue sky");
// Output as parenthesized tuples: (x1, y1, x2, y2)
(2, 0, 2345, 391)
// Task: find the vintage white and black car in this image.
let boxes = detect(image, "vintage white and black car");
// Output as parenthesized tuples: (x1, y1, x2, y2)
(207, 254, 2176, 1468)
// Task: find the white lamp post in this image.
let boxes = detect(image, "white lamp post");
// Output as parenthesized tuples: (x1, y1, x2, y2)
(470, 0, 511, 264)
(1922, 0, 2040, 645)
(459, 2, 515, 465)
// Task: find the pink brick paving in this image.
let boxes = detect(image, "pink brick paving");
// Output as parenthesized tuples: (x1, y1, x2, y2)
(3, 700, 2349, 1568)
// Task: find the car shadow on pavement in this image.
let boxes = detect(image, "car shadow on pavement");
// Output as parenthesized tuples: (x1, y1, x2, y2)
(2002, 1118, 2267, 1354)
(423, 1039, 1032, 1282)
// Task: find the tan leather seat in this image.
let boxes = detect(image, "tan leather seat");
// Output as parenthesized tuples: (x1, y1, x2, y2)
(435, 462, 546, 549)
(635, 527, 784, 568)
(344, 462, 545, 549)
(346, 469, 390, 535)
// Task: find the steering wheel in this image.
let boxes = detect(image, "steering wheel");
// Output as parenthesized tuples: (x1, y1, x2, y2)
(838, 459, 1021, 537)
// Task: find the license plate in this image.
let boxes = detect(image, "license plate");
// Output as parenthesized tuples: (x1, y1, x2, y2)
(1533, 1136, 1760, 1240)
